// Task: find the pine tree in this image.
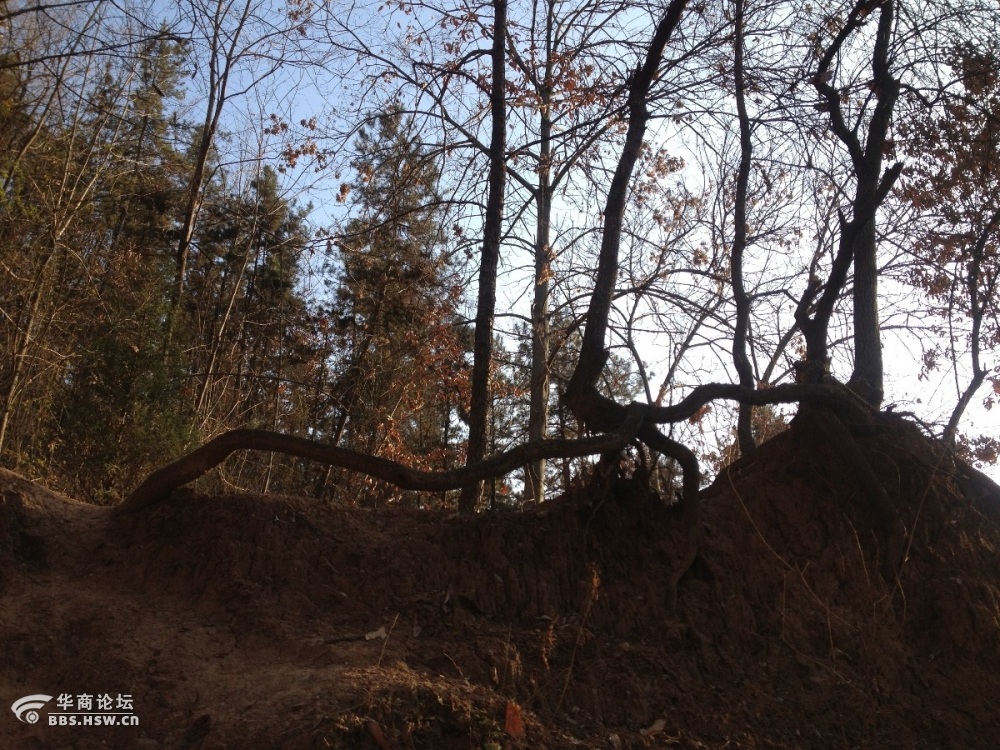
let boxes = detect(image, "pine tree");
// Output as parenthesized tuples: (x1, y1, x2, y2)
(327, 106, 468, 505)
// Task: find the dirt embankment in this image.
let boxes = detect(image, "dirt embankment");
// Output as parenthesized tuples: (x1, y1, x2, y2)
(2, 411, 1000, 748)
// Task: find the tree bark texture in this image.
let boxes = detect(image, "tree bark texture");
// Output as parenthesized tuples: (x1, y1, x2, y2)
(731, 0, 756, 455)
(459, 0, 508, 512)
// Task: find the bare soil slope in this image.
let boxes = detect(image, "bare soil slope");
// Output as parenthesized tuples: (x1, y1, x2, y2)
(2, 410, 1000, 749)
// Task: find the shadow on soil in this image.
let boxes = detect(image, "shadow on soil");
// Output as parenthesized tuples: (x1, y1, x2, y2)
(2, 411, 999, 748)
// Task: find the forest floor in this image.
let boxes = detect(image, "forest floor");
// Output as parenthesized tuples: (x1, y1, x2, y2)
(2, 409, 1000, 749)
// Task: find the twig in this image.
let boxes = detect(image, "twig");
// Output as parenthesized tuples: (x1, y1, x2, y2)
(556, 566, 599, 714)
(376, 613, 399, 668)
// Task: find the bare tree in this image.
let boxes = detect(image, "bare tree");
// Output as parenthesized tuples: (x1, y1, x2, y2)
(729, 0, 755, 454)
(0, 19, 135, 453)
(792, 0, 903, 403)
(458, 0, 508, 512)
(162, 0, 328, 354)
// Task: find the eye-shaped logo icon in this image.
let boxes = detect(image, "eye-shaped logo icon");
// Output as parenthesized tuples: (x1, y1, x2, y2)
(11, 694, 52, 724)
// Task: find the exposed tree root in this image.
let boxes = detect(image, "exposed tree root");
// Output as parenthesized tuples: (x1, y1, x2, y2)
(117, 404, 647, 513)
(798, 406, 906, 580)
(640, 423, 702, 614)
(123, 380, 878, 528)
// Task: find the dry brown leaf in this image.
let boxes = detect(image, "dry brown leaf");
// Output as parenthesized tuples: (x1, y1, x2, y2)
(367, 719, 392, 750)
(504, 700, 525, 738)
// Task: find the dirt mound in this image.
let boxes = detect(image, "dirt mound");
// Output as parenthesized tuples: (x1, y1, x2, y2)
(2, 412, 1000, 748)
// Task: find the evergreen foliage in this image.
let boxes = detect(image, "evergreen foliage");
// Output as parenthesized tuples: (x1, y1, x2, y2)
(325, 107, 469, 505)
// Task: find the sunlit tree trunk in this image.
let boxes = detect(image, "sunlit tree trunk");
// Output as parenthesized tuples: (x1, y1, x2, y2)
(164, 0, 253, 355)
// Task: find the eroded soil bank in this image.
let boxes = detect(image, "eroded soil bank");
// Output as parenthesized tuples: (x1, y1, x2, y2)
(2, 412, 999, 748)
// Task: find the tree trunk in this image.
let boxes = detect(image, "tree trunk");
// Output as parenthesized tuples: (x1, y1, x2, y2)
(525, 103, 552, 503)
(731, 0, 755, 455)
(848, 216, 882, 402)
(795, 0, 901, 398)
(566, 0, 688, 424)
(845, 0, 898, 407)
(0, 245, 59, 453)
(164, 0, 253, 355)
(459, 0, 508, 513)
